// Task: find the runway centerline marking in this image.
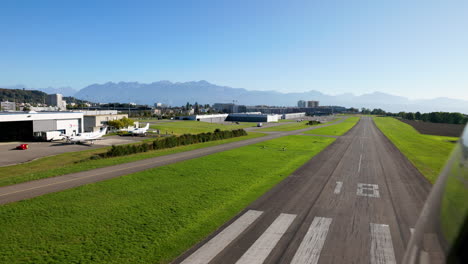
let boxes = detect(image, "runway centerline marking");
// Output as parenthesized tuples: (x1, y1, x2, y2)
(236, 213, 296, 264)
(334, 181, 343, 194)
(290, 217, 332, 264)
(370, 223, 396, 264)
(181, 210, 263, 264)
(358, 154, 363, 173)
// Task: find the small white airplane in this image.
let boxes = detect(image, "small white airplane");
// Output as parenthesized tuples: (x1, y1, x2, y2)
(131, 123, 150, 136)
(66, 127, 108, 144)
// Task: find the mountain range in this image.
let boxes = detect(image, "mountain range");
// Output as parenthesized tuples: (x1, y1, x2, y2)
(3, 81, 468, 113)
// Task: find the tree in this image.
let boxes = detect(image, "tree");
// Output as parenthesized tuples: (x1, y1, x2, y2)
(360, 108, 369, 114)
(371, 108, 386, 115)
(108, 117, 134, 129)
(194, 102, 200, 114)
(415, 111, 421, 120)
(405, 112, 415, 120)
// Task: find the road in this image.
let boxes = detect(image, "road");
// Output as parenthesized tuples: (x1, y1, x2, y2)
(0, 117, 345, 204)
(173, 116, 437, 264)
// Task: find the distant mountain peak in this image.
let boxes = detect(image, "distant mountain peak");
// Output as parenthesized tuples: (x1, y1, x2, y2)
(4, 81, 467, 113)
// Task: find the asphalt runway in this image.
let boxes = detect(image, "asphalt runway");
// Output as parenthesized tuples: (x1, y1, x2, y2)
(173, 116, 438, 264)
(0, 117, 346, 204)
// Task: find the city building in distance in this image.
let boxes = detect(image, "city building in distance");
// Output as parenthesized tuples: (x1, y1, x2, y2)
(307, 100, 319, 108)
(46, 94, 67, 111)
(297, 100, 306, 108)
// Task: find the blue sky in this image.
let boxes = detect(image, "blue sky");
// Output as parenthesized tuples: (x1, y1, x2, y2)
(1, 0, 467, 99)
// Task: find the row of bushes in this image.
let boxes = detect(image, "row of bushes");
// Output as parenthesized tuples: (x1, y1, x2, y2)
(101, 129, 248, 158)
(307, 120, 321, 125)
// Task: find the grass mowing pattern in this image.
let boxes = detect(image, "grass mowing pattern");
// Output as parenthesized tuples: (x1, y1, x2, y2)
(0, 133, 265, 187)
(374, 117, 458, 183)
(304, 117, 359, 136)
(0, 135, 335, 264)
(149, 120, 254, 135)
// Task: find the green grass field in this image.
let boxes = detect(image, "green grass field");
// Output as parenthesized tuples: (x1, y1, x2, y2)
(304, 116, 359, 136)
(374, 117, 458, 183)
(256, 117, 344, 132)
(149, 121, 254, 135)
(0, 135, 335, 264)
(255, 120, 312, 132)
(0, 132, 265, 187)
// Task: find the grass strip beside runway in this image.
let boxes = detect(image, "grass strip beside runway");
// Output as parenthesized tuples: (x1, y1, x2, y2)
(149, 120, 254, 135)
(0, 132, 265, 187)
(374, 117, 458, 183)
(0, 135, 334, 264)
(256, 118, 343, 132)
(255, 120, 311, 132)
(304, 116, 359, 136)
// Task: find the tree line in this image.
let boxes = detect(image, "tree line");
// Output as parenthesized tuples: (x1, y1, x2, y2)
(360, 107, 467, 124)
(394, 111, 467, 124)
(100, 129, 248, 158)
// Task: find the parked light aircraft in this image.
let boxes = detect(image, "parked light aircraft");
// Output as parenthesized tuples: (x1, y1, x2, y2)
(131, 123, 149, 136)
(66, 127, 107, 144)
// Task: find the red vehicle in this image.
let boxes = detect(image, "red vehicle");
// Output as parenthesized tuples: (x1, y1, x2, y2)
(16, 144, 29, 150)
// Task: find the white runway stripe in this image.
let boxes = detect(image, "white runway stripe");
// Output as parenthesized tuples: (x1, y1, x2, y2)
(358, 154, 363, 172)
(236, 213, 296, 264)
(181, 210, 263, 264)
(290, 217, 332, 264)
(334, 182, 343, 194)
(370, 223, 396, 264)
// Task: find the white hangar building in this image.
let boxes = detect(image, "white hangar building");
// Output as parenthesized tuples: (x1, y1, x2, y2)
(0, 111, 84, 141)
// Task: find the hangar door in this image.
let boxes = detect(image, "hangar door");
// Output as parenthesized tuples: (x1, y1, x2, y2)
(0, 121, 33, 141)
(33, 120, 57, 132)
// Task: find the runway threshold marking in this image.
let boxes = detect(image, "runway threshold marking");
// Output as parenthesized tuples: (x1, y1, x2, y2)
(290, 217, 332, 264)
(180, 210, 263, 264)
(235, 213, 296, 264)
(370, 223, 396, 264)
(334, 181, 343, 194)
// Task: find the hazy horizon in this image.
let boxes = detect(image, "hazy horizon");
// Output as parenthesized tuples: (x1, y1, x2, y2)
(2, 80, 467, 102)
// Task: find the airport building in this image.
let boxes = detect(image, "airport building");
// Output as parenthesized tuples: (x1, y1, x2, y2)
(71, 110, 128, 132)
(176, 114, 229, 123)
(0, 111, 84, 141)
(83, 113, 128, 132)
(282, 112, 306, 119)
(176, 113, 281, 123)
(226, 113, 279, 123)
